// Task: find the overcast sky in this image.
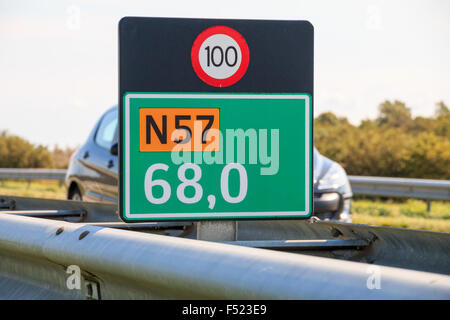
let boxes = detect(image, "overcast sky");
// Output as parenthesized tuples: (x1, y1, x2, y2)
(1, 0, 449, 148)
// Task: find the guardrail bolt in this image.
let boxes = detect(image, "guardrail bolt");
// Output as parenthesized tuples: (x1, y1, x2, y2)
(56, 227, 65, 235)
(79, 230, 90, 240)
(330, 227, 343, 238)
(368, 232, 378, 243)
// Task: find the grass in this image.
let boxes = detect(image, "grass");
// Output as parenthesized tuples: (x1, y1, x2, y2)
(0, 179, 66, 199)
(0, 180, 449, 233)
(352, 198, 450, 233)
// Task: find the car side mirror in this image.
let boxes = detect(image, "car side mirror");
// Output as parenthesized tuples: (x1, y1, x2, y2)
(110, 142, 118, 156)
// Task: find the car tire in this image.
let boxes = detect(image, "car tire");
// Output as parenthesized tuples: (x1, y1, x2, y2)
(69, 187, 82, 201)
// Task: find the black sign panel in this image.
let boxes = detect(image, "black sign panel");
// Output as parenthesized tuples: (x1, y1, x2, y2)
(119, 17, 313, 95)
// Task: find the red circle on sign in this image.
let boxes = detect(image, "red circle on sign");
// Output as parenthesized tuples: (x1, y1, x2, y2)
(191, 26, 250, 87)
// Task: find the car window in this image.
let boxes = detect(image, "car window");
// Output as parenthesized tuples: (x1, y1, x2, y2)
(95, 109, 118, 149)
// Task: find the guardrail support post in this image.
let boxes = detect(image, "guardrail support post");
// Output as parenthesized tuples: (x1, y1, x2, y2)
(197, 221, 238, 241)
(427, 200, 431, 212)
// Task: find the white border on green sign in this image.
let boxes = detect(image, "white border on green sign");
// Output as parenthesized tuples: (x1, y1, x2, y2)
(123, 93, 311, 220)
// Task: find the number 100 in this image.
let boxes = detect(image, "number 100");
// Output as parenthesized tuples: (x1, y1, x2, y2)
(205, 46, 238, 67)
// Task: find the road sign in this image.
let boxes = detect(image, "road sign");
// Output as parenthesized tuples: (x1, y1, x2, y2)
(191, 26, 250, 87)
(119, 17, 313, 222)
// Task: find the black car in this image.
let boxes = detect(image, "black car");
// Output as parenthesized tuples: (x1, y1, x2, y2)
(66, 106, 352, 222)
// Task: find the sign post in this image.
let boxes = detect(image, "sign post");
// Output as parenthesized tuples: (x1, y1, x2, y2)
(119, 18, 314, 236)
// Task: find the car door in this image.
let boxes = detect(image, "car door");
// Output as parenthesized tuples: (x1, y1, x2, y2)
(80, 109, 118, 202)
(99, 126, 119, 203)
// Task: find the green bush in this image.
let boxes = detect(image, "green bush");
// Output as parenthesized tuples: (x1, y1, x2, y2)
(0, 131, 55, 168)
(315, 101, 450, 179)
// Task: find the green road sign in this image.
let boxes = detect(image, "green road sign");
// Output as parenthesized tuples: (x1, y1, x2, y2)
(122, 93, 312, 221)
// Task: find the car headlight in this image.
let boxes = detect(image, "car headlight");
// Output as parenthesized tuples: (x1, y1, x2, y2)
(317, 162, 348, 191)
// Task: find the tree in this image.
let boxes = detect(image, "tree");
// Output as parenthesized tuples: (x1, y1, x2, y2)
(315, 112, 339, 126)
(0, 131, 54, 168)
(376, 100, 412, 128)
(434, 101, 450, 138)
(435, 101, 449, 117)
(314, 100, 450, 179)
(52, 144, 77, 169)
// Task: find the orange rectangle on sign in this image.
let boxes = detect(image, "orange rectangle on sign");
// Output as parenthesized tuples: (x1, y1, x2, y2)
(139, 108, 220, 152)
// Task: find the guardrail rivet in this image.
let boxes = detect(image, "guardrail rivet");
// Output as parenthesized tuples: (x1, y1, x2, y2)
(330, 228, 343, 238)
(55, 227, 65, 235)
(79, 230, 90, 240)
(368, 232, 378, 242)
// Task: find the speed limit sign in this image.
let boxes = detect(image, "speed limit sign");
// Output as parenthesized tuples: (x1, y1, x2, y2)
(191, 26, 250, 87)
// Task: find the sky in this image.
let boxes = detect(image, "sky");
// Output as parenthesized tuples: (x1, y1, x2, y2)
(0, 0, 449, 148)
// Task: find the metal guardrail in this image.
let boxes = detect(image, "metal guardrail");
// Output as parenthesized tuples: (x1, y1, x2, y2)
(349, 175, 450, 201)
(0, 213, 449, 299)
(2, 194, 450, 275)
(0, 168, 66, 181)
(1, 168, 449, 201)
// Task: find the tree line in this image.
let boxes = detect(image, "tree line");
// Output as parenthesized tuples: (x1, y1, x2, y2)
(315, 100, 450, 179)
(0, 131, 76, 169)
(1, 99, 449, 179)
